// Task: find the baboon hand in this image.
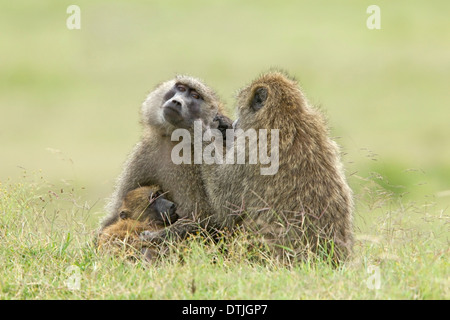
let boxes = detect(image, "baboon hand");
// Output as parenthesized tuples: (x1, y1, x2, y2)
(213, 114, 233, 133)
(212, 113, 233, 144)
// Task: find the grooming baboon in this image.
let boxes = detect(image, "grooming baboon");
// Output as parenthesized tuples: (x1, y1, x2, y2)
(200, 71, 354, 262)
(102, 75, 231, 238)
(98, 185, 178, 259)
(140, 71, 353, 262)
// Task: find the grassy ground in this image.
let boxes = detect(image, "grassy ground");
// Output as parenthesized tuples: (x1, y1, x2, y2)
(0, 1, 449, 299)
(0, 175, 448, 299)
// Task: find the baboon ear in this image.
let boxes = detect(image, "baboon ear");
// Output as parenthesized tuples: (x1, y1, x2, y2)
(251, 87, 268, 111)
(119, 210, 129, 219)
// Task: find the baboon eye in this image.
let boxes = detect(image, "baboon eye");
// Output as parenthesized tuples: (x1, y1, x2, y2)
(177, 84, 187, 92)
(191, 92, 201, 99)
(251, 87, 268, 111)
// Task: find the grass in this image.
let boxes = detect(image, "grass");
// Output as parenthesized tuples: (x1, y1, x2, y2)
(0, 1, 449, 299)
(0, 173, 448, 299)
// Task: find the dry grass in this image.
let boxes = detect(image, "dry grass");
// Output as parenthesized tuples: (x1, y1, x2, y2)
(0, 172, 448, 299)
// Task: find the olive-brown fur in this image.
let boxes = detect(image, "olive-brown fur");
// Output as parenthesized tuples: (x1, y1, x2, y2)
(101, 76, 230, 237)
(202, 71, 354, 262)
(98, 185, 177, 260)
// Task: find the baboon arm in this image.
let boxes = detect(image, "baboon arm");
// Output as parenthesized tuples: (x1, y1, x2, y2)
(140, 219, 199, 243)
(102, 141, 155, 229)
(139, 213, 239, 243)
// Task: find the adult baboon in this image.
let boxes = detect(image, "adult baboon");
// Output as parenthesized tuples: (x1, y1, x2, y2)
(101, 75, 231, 239)
(141, 71, 353, 263)
(201, 71, 354, 262)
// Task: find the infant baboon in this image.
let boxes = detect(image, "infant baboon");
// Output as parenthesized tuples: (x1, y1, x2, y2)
(98, 219, 154, 259)
(102, 75, 231, 238)
(117, 185, 178, 226)
(98, 185, 179, 260)
(202, 71, 354, 262)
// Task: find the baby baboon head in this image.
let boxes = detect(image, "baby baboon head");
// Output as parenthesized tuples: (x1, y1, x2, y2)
(118, 186, 178, 228)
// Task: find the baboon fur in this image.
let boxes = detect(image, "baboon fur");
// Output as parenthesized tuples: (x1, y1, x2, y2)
(97, 219, 155, 260)
(116, 185, 178, 226)
(202, 71, 354, 262)
(101, 75, 229, 238)
(98, 185, 177, 260)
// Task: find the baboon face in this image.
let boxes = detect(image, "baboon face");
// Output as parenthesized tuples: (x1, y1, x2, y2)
(234, 72, 306, 131)
(119, 186, 178, 227)
(162, 82, 205, 129)
(141, 76, 220, 132)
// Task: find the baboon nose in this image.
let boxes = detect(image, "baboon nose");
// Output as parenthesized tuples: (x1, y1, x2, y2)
(171, 99, 181, 107)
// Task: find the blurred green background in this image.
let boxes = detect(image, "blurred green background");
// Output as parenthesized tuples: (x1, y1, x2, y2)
(1, 0, 449, 217)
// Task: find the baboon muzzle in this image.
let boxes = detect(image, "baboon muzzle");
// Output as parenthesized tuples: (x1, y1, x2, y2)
(154, 198, 178, 223)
